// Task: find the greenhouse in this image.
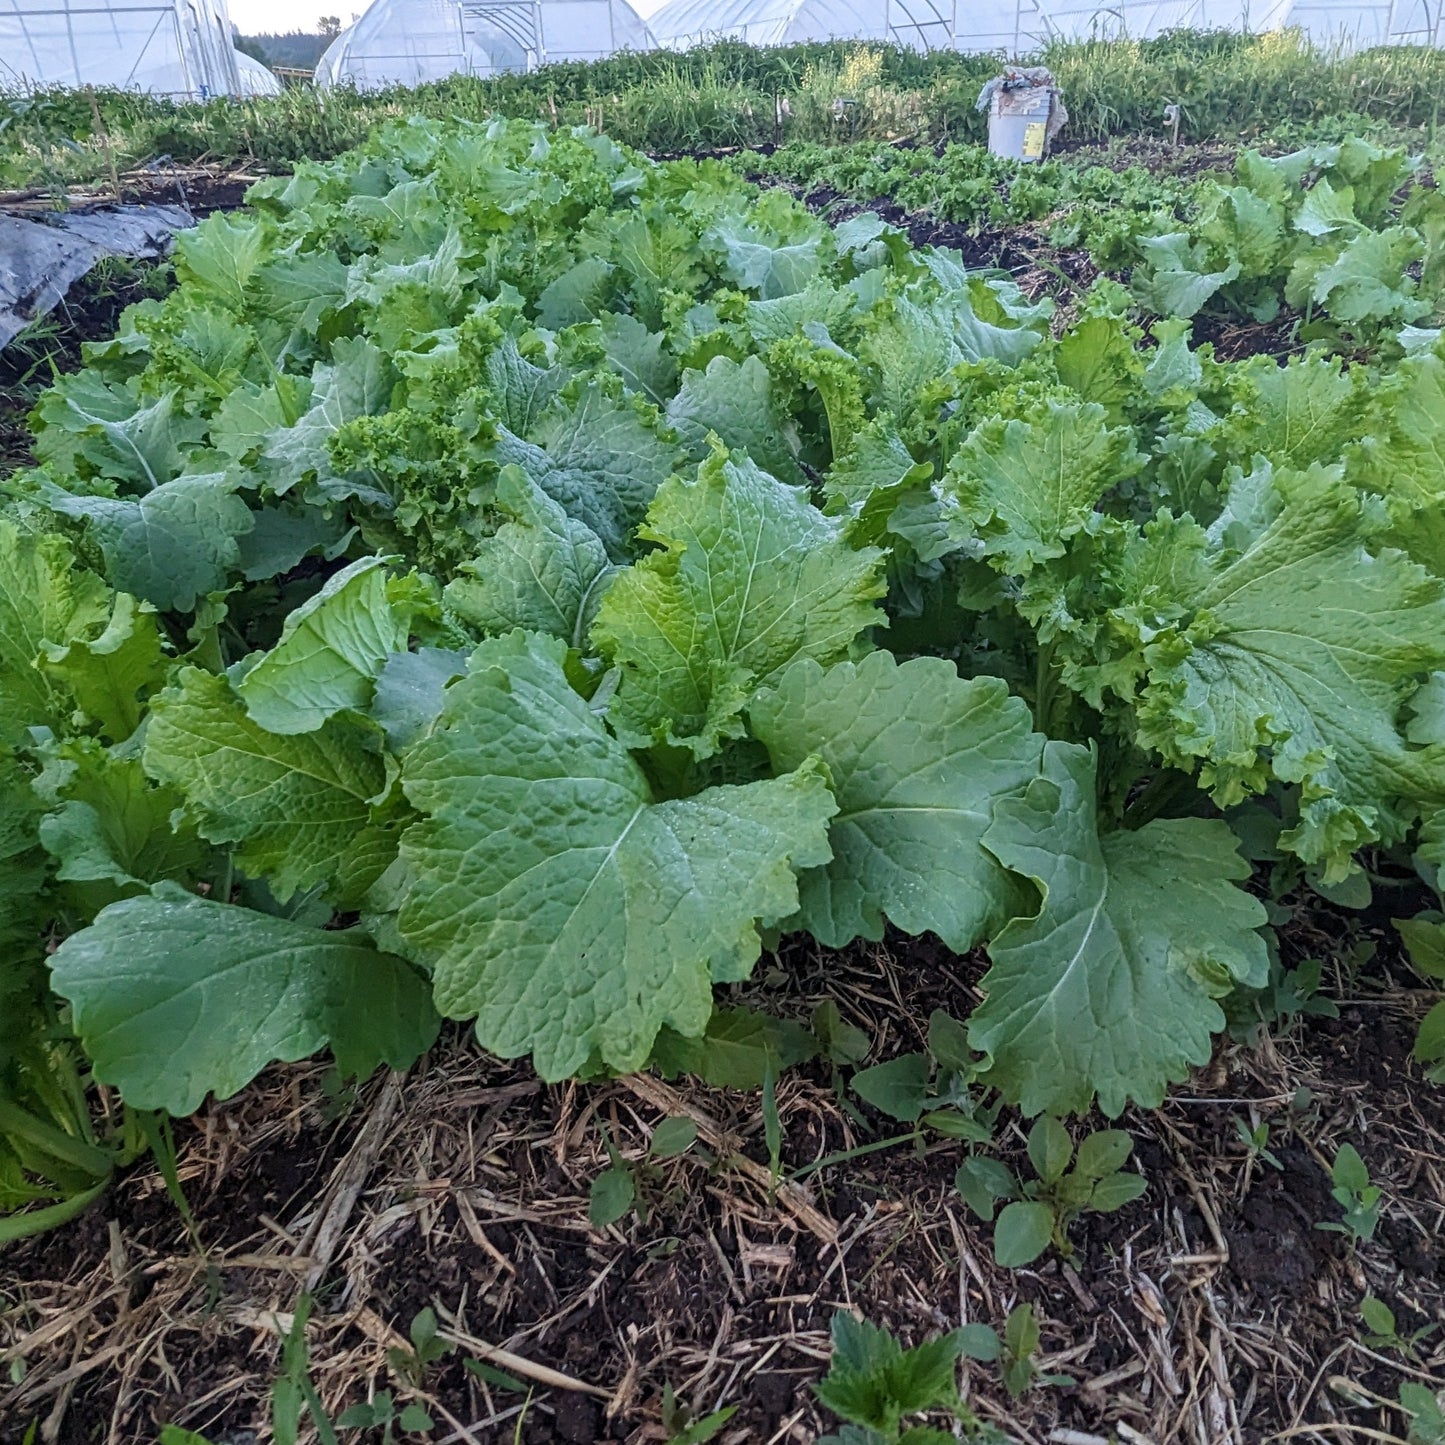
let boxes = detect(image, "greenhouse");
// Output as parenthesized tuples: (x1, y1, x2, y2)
(0, 0, 243, 97)
(646, 0, 1054, 52)
(315, 0, 657, 88)
(646, 0, 1443, 49)
(1038, 0, 1442, 45)
(234, 47, 283, 94)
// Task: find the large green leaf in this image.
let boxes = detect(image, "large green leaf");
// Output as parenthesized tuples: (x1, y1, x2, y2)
(751, 653, 1044, 951)
(942, 401, 1141, 575)
(143, 668, 392, 902)
(970, 742, 1269, 1117)
(37, 593, 165, 743)
(396, 631, 836, 1080)
(444, 466, 616, 645)
(0, 522, 111, 745)
(1131, 467, 1445, 875)
(50, 885, 438, 1115)
(493, 381, 679, 562)
(666, 354, 807, 487)
(33, 374, 203, 489)
(236, 558, 412, 734)
(43, 473, 254, 613)
(593, 449, 885, 758)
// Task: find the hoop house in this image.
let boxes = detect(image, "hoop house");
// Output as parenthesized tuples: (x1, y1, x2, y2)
(646, 0, 1053, 52)
(234, 48, 283, 93)
(1041, 0, 1441, 44)
(315, 0, 656, 89)
(0, 0, 242, 97)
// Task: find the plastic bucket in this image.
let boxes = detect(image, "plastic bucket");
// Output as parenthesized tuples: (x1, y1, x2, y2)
(988, 87, 1054, 163)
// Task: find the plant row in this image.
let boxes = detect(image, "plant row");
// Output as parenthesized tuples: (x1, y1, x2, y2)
(2, 115, 1444, 1238)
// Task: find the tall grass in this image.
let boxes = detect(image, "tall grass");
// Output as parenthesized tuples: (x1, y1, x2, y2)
(3, 30, 1444, 193)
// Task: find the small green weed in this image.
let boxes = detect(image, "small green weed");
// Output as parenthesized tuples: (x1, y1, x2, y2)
(1317, 1143, 1383, 1245)
(955, 1117, 1147, 1269)
(659, 1383, 737, 1443)
(1359, 1295, 1437, 1358)
(589, 1116, 701, 1227)
(337, 1389, 436, 1440)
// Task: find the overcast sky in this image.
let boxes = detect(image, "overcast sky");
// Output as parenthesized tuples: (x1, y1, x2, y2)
(228, 0, 664, 35)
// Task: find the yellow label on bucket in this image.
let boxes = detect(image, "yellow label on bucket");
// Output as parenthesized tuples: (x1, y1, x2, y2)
(1023, 121, 1047, 158)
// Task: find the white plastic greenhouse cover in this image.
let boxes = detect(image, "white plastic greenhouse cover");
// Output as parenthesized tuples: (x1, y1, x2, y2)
(315, 0, 657, 89)
(648, 0, 1440, 48)
(1042, 0, 1442, 45)
(234, 48, 283, 94)
(0, 0, 243, 97)
(647, 0, 1054, 52)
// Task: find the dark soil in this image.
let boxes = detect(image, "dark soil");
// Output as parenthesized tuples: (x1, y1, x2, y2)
(3, 905, 1442, 1445)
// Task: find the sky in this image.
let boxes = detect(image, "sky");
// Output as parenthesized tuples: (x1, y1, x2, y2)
(228, 0, 356, 32)
(228, 0, 664, 34)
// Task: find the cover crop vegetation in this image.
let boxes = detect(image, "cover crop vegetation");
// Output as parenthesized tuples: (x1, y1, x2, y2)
(5, 29, 1445, 189)
(3, 114, 1445, 1235)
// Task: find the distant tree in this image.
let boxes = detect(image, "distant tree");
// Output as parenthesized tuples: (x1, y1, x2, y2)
(319, 15, 342, 37)
(233, 31, 272, 65)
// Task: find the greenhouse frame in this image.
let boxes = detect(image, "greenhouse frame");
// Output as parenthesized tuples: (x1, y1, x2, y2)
(646, 0, 1054, 53)
(316, 0, 657, 89)
(0, 0, 243, 96)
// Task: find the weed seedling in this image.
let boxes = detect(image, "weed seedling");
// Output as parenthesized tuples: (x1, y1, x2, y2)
(271, 1294, 339, 1445)
(955, 1117, 1147, 1269)
(1233, 1117, 1282, 1170)
(386, 1307, 453, 1387)
(1318, 1143, 1383, 1244)
(814, 1310, 984, 1443)
(1400, 1383, 1445, 1445)
(1360, 1295, 1437, 1358)
(659, 1383, 737, 1443)
(589, 1116, 701, 1227)
(337, 1389, 435, 1440)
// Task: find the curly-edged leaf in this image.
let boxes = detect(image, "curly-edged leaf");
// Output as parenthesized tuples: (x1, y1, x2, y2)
(236, 558, 413, 734)
(942, 401, 1142, 575)
(593, 449, 885, 758)
(1212, 355, 1361, 472)
(971, 742, 1269, 1117)
(50, 885, 438, 1115)
(144, 667, 392, 902)
(857, 285, 1043, 424)
(396, 631, 836, 1080)
(1132, 468, 1445, 875)
(38, 592, 165, 743)
(666, 354, 806, 487)
(445, 467, 616, 645)
(752, 654, 1044, 951)
(0, 522, 111, 745)
(1350, 351, 1445, 573)
(43, 473, 254, 613)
